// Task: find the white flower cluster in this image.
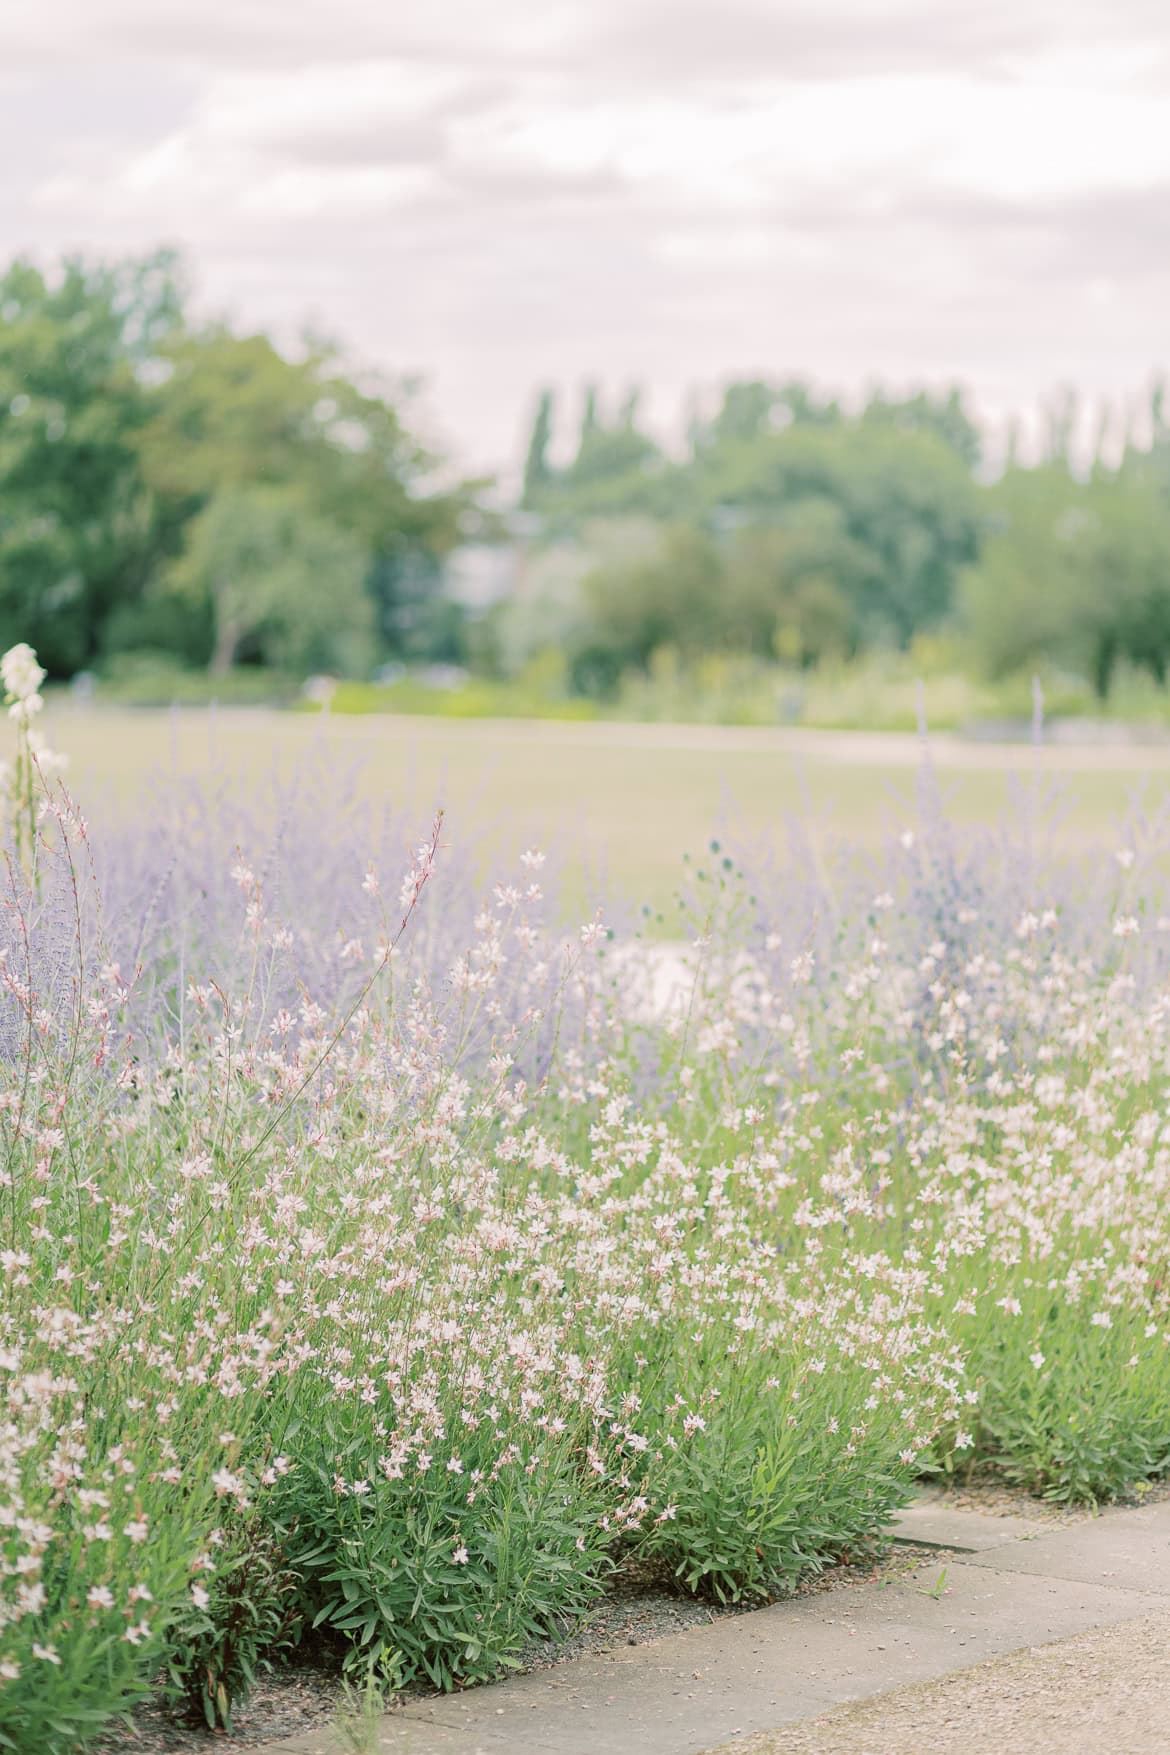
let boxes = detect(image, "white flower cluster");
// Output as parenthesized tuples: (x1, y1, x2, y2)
(1, 643, 45, 716)
(0, 641, 67, 789)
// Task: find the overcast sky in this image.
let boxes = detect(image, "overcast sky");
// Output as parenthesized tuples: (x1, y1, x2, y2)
(3, 0, 1170, 475)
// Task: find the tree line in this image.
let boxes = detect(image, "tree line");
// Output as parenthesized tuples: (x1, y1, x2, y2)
(513, 378, 1170, 700)
(3, 248, 1170, 701)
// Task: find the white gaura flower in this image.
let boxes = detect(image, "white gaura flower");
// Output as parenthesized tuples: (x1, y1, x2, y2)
(1, 642, 45, 704)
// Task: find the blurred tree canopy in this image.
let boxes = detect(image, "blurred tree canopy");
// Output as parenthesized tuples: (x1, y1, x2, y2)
(0, 252, 182, 673)
(524, 381, 984, 690)
(164, 487, 374, 676)
(0, 251, 478, 676)
(517, 372, 1170, 706)
(964, 467, 1170, 696)
(692, 422, 981, 647)
(521, 383, 672, 519)
(4, 253, 1170, 708)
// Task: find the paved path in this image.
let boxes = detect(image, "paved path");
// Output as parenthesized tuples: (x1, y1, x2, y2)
(718, 1612, 1170, 1754)
(261, 1495, 1170, 1755)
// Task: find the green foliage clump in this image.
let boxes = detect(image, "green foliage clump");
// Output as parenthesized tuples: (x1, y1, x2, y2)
(283, 1431, 609, 1690)
(161, 1508, 301, 1731)
(633, 1342, 921, 1603)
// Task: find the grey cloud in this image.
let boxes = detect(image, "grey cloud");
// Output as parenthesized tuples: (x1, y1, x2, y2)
(529, 0, 1170, 88)
(250, 78, 510, 170)
(882, 183, 1170, 282)
(672, 169, 1170, 294)
(6, 2, 394, 71)
(589, 1, 1030, 82)
(5, 1, 569, 73)
(258, 117, 449, 169)
(10, 0, 1170, 86)
(441, 161, 631, 207)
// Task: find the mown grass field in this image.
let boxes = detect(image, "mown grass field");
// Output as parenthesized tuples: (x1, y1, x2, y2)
(51, 706, 1170, 914)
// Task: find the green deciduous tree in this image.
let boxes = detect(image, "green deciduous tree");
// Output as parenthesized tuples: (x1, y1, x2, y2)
(697, 423, 980, 646)
(570, 526, 722, 693)
(568, 508, 864, 692)
(963, 468, 1170, 696)
(694, 379, 842, 454)
(859, 386, 982, 470)
(0, 249, 478, 678)
(522, 382, 669, 519)
(134, 324, 473, 668)
(0, 251, 183, 671)
(722, 513, 862, 665)
(164, 487, 374, 676)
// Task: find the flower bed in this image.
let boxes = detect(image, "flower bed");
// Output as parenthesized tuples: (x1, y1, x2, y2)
(2, 654, 1169, 1749)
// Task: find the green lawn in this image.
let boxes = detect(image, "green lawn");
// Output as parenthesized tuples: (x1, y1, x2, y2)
(48, 706, 1170, 915)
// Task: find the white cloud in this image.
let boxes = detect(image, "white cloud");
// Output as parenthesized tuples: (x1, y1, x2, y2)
(1, 0, 1169, 472)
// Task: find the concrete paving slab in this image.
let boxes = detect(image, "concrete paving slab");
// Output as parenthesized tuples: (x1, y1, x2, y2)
(964, 1496, 1170, 1595)
(362, 1564, 1163, 1755)
(706, 1610, 1170, 1755)
(248, 1500, 1170, 1755)
(889, 1501, 1048, 1551)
